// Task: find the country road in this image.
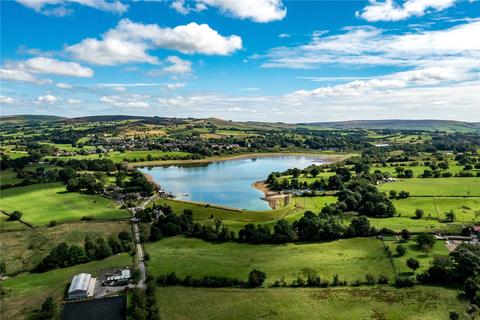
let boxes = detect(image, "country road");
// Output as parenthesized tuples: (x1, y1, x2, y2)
(130, 194, 158, 289)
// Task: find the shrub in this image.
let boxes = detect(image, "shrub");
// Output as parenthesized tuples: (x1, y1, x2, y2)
(395, 276, 416, 288)
(8, 211, 23, 221)
(247, 269, 267, 288)
(378, 275, 389, 284)
(396, 245, 407, 256)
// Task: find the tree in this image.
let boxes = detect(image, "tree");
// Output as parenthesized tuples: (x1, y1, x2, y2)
(415, 209, 424, 219)
(406, 257, 420, 273)
(131, 268, 142, 285)
(247, 269, 267, 288)
(396, 245, 407, 256)
(416, 233, 435, 255)
(401, 229, 411, 241)
(444, 210, 456, 222)
(389, 190, 397, 199)
(272, 219, 295, 243)
(310, 167, 320, 178)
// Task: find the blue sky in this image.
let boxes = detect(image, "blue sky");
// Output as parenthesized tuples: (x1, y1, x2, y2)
(1, 0, 479, 122)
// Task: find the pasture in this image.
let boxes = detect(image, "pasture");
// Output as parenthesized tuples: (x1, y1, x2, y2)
(53, 150, 191, 162)
(378, 178, 480, 197)
(0, 183, 129, 226)
(0, 221, 130, 274)
(155, 286, 467, 320)
(146, 236, 394, 283)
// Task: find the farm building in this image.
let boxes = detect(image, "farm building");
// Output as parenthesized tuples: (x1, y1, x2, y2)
(68, 273, 96, 300)
(103, 269, 131, 286)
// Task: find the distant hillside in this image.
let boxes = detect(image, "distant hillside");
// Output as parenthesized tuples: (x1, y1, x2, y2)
(303, 120, 480, 132)
(62, 115, 148, 123)
(0, 115, 65, 125)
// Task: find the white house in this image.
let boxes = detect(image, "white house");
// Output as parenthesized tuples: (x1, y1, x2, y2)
(68, 273, 96, 300)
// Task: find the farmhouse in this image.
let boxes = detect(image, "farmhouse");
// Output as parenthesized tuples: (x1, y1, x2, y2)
(68, 273, 96, 300)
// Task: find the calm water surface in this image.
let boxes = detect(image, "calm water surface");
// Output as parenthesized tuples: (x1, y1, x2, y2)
(140, 155, 328, 210)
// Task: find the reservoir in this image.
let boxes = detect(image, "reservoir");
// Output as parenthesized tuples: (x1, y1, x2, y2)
(139, 155, 328, 210)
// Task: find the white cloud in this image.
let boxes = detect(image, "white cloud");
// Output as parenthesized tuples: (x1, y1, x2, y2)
(16, 0, 128, 16)
(287, 66, 467, 99)
(171, 0, 286, 22)
(67, 98, 81, 104)
(100, 94, 150, 108)
(170, 0, 206, 15)
(66, 19, 242, 65)
(0, 95, 15, 104)
(166, 82, 186, 90)
(260, 21, 480, 70)
(357, 0, 457, 22)
(57, 82, 73, 89)
(21, 57, 93, 77)
(0, 68, 41, 83)
(113, 86, 126, 91)
(162, 56, 192, 75)
(36, 94, 60, 104)
(278, 33, 290, 38)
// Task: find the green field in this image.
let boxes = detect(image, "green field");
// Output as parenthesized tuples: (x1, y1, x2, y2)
(0, 221, 130, 274)
(0, 183, 129, 226)
(155, 286, 468, 320)
(378, 178, 480, 196)
(393, 197, 480, 222)
(386, 240, 449, 275)
(1, 254, 132, 319)
(146, 236, 394, 283)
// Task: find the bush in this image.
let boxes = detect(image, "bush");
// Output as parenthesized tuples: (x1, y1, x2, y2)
(396, 245, 407, 256)
(395, 276, 416, 288)
(8, 210, 23, 221)
(247, 269, 267, 288)
(378, 275, 389, 284)
(47, 220, 57, 227)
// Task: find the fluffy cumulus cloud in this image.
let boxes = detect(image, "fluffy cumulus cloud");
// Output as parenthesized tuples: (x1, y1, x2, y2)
(1, 57, 92, 86)
(21, 57, 93, 77)
(100, 94, 150, 108)
(66, 19, 242, 65)
(0, 95, 15, 104)
(0, 68, 42, 83)
(36, 94, 60, 104)
(15, 0, 127, 16)
(57, 82, 73, 89)
(170, 0, 286, 23)
(357, 0, 457, 22)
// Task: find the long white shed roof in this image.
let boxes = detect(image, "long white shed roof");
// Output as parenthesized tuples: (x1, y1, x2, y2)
(68, 273, 92, 293)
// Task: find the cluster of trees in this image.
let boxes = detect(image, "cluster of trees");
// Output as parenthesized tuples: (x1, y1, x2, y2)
(417, 243, 480, 306)
(129, 280, 159, 320)
(237, 211, 377, 244)
(35, 232, 132, 272)
(147, 207, 235, 243)
(337, 178, 396, 217)
(156, 269, 266, 288)
(66, 173, 104, 194)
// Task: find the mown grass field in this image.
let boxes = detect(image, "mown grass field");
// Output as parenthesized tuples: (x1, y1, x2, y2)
(146, 236, 394, 283)
(0, 183, 129, 226)
(0, 221, 130, 274)
(378, 178, 480, 197)
(155, 286, 468, 320)
(0, 254, 132, 319)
